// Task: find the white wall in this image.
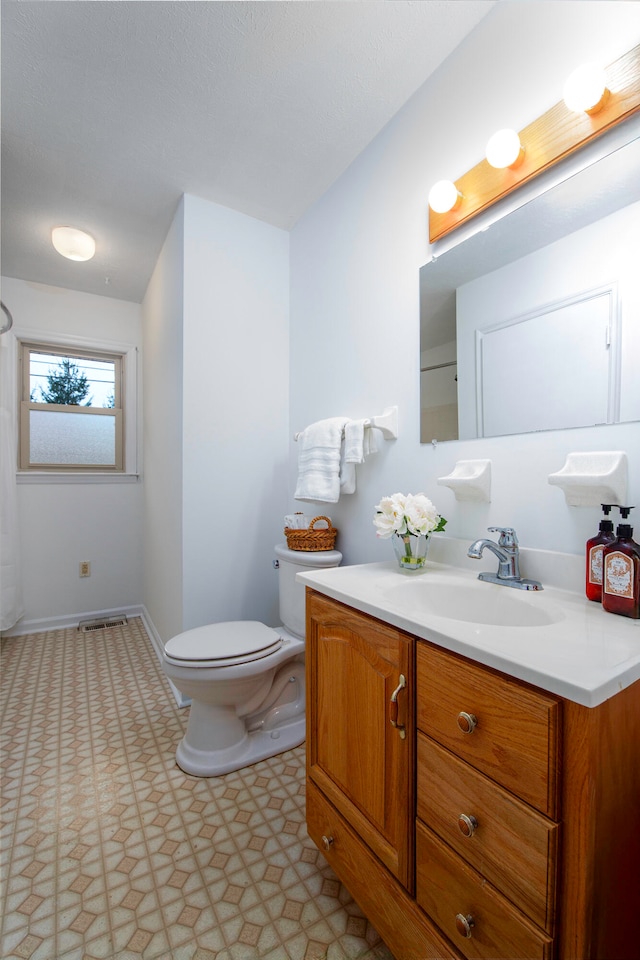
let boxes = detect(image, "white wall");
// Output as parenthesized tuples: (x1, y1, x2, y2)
(141, 205, 185, 643)
(289, 1, 640, 563)
(181, 195, 290, 631)
(142, 195, 290, 641)
(3, 276, 143, 627)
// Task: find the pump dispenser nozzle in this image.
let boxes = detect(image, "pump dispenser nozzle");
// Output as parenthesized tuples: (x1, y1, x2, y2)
(597, 504, 615, 535)
(616, 506, 635, 538)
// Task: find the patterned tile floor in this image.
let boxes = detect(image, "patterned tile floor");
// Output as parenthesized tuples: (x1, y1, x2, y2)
(0, 617, 394, 960)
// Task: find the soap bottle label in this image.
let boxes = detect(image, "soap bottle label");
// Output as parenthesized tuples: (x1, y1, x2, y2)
(588, 544, 604, 585)
(603, 551, 634, 599)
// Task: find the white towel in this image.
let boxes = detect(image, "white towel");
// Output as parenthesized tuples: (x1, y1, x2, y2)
(339, 419, 379, 494)
(339, 459, 357, 495)
(344, 419, 378, 464)
(294, 417, 350, 503)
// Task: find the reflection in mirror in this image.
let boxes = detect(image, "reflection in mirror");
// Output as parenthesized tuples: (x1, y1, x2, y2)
(420, 127, 640, 444)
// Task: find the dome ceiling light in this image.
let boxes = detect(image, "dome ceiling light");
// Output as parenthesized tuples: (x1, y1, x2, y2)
(51, 226, 96, 262)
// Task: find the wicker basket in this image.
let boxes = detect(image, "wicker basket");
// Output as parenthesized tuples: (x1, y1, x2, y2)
(284, 516, 338, 552)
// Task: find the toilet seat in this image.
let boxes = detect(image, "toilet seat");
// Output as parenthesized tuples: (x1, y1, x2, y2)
(164, 621, 283, 668)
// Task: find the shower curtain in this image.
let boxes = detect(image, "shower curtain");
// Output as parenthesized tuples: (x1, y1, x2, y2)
(1, 327, 24, 630)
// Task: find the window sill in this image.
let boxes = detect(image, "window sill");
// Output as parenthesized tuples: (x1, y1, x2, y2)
(17, 472, 140, 485)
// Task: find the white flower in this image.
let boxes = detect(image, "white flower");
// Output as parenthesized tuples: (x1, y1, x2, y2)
(373, 493, 408, 538)
(373, 492, 446, 538)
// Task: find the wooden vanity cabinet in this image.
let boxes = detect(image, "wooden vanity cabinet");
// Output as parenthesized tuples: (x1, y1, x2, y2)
(305, 589, 640, 960)
(306, 589, 462, 958)
(305, 590, 415, 889)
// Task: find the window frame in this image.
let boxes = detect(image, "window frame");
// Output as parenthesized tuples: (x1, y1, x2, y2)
(18, 335, 138, 477)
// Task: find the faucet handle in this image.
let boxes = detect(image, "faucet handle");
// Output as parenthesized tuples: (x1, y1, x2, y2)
(488, 526, 519, 547)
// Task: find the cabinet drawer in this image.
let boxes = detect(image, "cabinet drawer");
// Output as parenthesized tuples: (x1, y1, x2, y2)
(307, 780, 464, 960)
(417, 733, 557, 933)
(416, 643, 560, 817)
(416, 822, 553, 960)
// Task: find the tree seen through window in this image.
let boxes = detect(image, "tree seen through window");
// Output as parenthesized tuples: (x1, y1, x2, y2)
(29, 352, 116, 408)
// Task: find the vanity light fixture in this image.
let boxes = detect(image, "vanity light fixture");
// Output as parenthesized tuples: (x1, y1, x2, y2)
(563, 62, 609, 115)
(51, 226, 96, 262)
(485, 128, 525, 169)
(428, 41, 640, 243)
(427, 179, 462, 214)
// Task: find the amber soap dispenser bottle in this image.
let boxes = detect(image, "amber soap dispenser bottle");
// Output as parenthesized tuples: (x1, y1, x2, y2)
(586, 504, 616, 602)
(602, 507, 640, 619)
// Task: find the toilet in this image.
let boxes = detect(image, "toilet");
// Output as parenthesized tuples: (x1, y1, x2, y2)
(162, 544, 342, 777)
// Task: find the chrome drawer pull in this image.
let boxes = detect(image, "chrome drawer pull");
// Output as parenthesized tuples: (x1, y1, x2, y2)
(457, 711, 477, 734)
(455, 913, 475, 939)
(321, 835, 334, 852)
(457, 813, 478, 837)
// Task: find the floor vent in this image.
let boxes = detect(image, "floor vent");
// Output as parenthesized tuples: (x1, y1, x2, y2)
(78, 615, 128, 632)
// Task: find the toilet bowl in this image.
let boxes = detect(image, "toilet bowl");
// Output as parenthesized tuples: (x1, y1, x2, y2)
(162, 544, 342, 777)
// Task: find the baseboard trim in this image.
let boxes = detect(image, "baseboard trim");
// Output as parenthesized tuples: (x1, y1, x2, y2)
(138, 607, 190, 708)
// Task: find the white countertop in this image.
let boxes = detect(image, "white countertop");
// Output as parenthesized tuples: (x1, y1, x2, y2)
(298, 559, 640, 708)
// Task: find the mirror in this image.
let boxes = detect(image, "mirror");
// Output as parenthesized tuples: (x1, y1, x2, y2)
(420, 127, 640, 443)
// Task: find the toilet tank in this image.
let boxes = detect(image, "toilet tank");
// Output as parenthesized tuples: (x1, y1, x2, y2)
(274, 544, 342, 639)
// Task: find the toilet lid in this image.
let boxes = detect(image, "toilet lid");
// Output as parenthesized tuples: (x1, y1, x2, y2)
(164, 621, 283, 666)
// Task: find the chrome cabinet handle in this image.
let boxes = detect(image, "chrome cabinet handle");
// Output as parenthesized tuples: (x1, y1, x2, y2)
(321, 835, 334, 852)
(457, 813, 478, 838)
(455, 913, 475, 939)
(389, 674, 407, 739)
(457, 711, 477, 734)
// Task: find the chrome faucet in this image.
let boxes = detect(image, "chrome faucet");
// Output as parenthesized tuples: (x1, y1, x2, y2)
(467, 527, 542, 591)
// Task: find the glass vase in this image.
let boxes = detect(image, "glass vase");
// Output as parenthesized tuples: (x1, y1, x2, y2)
(391, 533, 430, 571)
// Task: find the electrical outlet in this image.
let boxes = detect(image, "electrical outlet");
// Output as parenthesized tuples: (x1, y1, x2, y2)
(79, 561, 91, 578)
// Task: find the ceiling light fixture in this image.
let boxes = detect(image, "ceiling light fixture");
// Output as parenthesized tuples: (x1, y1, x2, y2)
(51, 226, 96, 262)
(428, 180, 462, 214)
(563, 63, 609, 114)
(485, 128, 525, 169)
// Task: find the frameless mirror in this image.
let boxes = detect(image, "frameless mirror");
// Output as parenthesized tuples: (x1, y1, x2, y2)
(420, 128, 640, 443)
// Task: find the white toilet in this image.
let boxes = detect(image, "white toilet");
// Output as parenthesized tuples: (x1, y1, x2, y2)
(162, 544, 342, 777)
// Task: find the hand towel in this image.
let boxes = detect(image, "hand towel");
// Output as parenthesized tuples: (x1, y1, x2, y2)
(294, 417, 350, 503)
(339, 458, 357, 495)
(344, 419, 378, 464)
(339, 420, 379, 495)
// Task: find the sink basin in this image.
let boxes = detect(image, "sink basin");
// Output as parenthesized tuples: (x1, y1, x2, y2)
(383, 577, 564, 628)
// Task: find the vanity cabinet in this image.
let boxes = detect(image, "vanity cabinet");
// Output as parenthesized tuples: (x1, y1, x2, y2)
(305, 588, 640, 960)
(306, 590, 461, 959)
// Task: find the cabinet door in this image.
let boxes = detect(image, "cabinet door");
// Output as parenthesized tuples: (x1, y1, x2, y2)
(306, 590, 415, 889)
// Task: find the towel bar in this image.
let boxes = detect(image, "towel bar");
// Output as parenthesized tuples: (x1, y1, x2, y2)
(294, 406, 398, 442)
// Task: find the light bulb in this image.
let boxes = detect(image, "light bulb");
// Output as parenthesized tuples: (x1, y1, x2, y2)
(51, 226, 96, 261)
(428, 180, 462, 214)
(563, 63, 609, 114)
(485, 129, 524, 169)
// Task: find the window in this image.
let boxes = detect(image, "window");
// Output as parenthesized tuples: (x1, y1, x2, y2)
(19, 340, 126, 471)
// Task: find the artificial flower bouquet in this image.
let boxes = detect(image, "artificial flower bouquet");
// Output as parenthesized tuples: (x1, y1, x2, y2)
(374, 492, 446, 568)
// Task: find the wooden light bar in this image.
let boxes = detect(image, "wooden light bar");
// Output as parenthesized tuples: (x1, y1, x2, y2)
(429, 43, 640, 244)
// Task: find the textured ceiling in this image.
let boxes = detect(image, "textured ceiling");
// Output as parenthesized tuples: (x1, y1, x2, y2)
(1, 1, 495, 304)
